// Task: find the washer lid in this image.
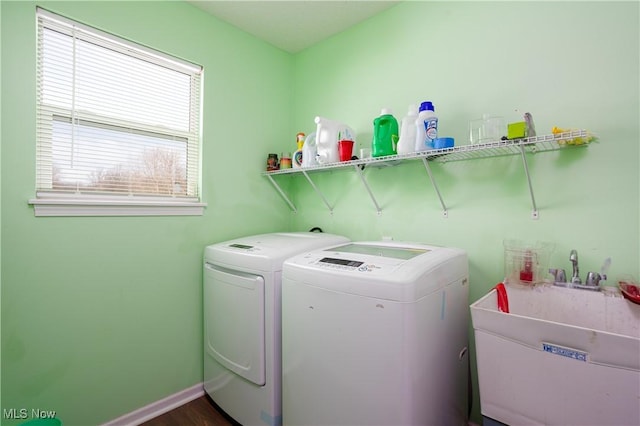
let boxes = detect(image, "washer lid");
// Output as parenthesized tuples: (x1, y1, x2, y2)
(204, 232, 349, 272)
(330, 243, 429, 260)
(283, 241, 468, 302)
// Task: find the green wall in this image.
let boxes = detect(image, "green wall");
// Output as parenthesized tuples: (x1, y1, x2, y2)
(2, 1, 639, 425)
(1, 1, 293, 425)
(286, 1, 639, 422)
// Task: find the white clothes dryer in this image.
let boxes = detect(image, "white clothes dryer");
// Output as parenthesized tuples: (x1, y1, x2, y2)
(203, 232, 349, 426)
(282, 241, 469, 426)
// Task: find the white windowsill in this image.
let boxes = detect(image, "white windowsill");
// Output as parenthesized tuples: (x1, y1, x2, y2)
(28, 194, 207, 217)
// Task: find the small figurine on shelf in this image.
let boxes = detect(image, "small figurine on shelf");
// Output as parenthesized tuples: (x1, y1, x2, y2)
(267, 153, 279, 171)
(524, 112, 536, 137)
(293, 132, 305, 168)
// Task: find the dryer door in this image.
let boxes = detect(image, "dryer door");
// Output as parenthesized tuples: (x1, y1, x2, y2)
(204, 263, 265, 386)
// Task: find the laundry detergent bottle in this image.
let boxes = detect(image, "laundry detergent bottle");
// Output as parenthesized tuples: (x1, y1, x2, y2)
(315, 116, 347, 164)
(414, 101, 438, 151)
(396, 104, 418, 155)
(372, 108, 399, 158)
(301, 132, 318, 167)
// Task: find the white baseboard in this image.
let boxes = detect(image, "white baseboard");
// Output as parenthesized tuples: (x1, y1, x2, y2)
(102, 382, 204, 426)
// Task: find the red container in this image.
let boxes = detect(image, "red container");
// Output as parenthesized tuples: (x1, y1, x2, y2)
(338, 140, 354, 162)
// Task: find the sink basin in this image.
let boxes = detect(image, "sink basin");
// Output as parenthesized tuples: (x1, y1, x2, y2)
(471, 283, 640, 426)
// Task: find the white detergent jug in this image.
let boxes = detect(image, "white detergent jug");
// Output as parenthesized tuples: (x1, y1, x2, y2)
(301, 132, 318, 167)
(397, 104, 418, 155)
(314, 116, 354, 165)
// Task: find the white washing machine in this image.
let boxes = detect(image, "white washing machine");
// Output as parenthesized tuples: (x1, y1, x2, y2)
(281, 241, 469, 426)
(203, 231, 349, 426)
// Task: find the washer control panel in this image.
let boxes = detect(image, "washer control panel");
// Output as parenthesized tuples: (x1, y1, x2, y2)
(319, 257, 362, 268)
(227, 243, 260, 252)
(317, 257, 382, 272)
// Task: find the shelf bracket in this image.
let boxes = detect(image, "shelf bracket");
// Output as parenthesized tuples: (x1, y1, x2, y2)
(353, 164, 382, 215)
(519, 145, 539, 219)
(301, 170, 333, 213)
(266, 174, 297, 213)
(422, 158, 448, 218)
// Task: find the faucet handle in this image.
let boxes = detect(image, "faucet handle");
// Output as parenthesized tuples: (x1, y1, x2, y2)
(586, 258, 611, 287)
(549, 268, 567, 283)
(585, 272, 603, 287)
(557, 269, 567, 283)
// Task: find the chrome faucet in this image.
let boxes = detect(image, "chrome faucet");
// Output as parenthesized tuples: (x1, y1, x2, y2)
(550, 251, 609, 290)
(569, 249, 581, 284)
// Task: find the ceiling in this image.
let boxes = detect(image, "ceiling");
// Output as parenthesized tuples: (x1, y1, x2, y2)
(187, 1, 400, 53)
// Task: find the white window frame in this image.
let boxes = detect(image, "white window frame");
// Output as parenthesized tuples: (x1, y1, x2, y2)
(29, 8, 206, 217)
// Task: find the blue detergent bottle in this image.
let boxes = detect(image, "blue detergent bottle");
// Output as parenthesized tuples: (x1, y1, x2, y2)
(415, 101, 438, 151)
(372, 108, 399, 157)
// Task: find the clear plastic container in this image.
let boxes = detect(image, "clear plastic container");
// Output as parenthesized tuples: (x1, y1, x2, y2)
(503, 239, 554, 286)
(469, 114, 506, 144)
(480, 114, 505, 143)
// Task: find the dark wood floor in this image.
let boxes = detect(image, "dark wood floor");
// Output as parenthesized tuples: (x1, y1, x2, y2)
(140, 395, 236, 426)
(139, 394, 477, 426)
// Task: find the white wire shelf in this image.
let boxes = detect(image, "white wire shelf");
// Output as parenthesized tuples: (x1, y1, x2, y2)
(263, 129, 590, 217)
(264, 130, 588, 175)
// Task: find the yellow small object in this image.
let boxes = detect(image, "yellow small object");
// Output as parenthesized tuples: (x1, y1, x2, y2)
(552, 126, 594, 145)
(296, 132, 305, 150)
(508, 122, 527, 139)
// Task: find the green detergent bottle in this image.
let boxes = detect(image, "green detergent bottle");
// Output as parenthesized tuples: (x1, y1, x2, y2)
(372, 108, 399, 157)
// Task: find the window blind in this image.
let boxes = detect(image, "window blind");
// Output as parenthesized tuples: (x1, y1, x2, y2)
(35, 8, 203, 201)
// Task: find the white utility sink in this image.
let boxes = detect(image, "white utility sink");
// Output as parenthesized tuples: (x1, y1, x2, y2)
(471, 283, 640, 426)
